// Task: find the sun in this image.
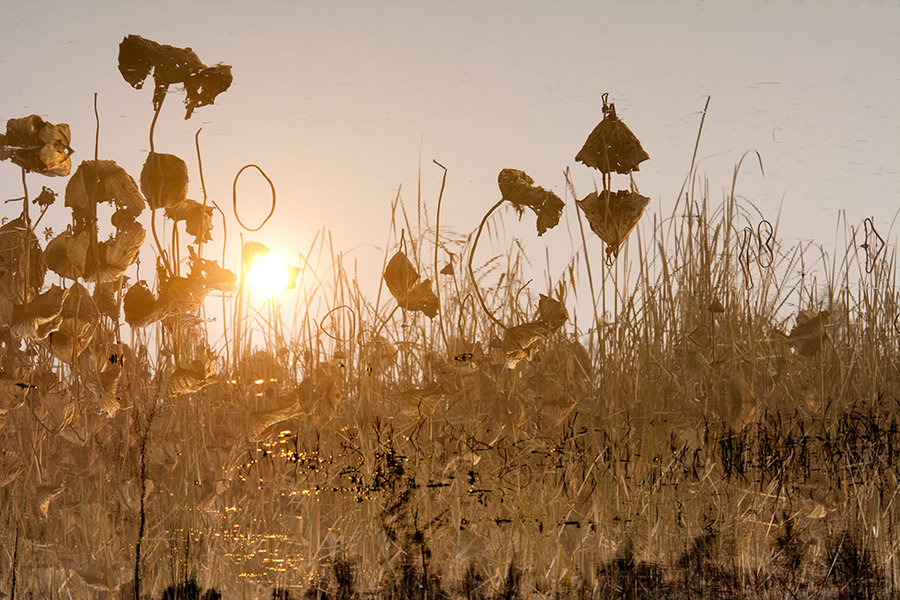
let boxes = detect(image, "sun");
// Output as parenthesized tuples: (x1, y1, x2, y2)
(247, 252, 289, 298)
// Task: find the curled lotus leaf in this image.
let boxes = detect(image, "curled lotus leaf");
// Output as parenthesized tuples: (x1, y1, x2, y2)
(536, 294, 568, 332)
(88, 221, 145, 283)
(577, 189, 650, 259)
(167, 348, 217, 396)
(497, 169, 565, 236)
(45, 228, 90, 280)
(383, 251, 439, 318)
(48, 283, 99, 363)
(123, 281, 156, 328)
(0, 115, 72, 176)
(503, 321, 549, 368)
(165, 198, 213, 244)
(140, 153, 188, 210)
(65, 160, 145, 230)
(0, 217, 45, 304)
(118, 34, 233, 119)
(188, 247, 236, 293)
(10, 284, 64, 340)
(575, 99, 649, 175)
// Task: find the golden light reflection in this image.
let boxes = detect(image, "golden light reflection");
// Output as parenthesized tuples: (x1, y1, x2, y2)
(247, 252, 289, 298)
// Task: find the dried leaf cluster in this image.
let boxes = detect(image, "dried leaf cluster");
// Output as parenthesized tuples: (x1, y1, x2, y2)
(497, 168, 565, 236)
(383, 251, 439, 318)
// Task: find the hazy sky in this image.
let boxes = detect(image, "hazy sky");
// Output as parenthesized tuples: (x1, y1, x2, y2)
(2, 1, 899, 309)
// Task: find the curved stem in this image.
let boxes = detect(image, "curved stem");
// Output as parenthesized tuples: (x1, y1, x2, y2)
(467, 198, 507, 331)
(432, 159, 449, 353)
(148, 92, 165, 154)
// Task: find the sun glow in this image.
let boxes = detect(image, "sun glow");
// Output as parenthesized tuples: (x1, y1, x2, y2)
(248, 253, 289, 298)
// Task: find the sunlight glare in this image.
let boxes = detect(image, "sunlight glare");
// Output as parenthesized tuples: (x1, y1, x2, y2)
(248, 253, 289, 298)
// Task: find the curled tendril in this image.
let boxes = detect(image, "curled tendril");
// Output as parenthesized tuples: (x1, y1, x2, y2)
(861, 217, 885, 274)
(233, 164, 276, 232)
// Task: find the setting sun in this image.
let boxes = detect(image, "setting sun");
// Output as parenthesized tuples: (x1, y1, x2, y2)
(247, 252, 289, 298)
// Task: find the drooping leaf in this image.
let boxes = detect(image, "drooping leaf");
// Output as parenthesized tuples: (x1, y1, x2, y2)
(93, 277, 125, 320)
(0, 115, 72, 176)
(575, 97, 649, 174)
(0, 217, 45, 304)
(536, 294, 568, 331)
(188, 247, 236, 293)
(48, 283, 99, 363)
(118, 34, 233, 119)
(497, 169, 565, 236)
(88, 221, 145, 283)
(123, 281, 156, 328)
(577, 189, 650, 259)
(168, 347, 217, 396)
(503, 321, 549, 368)
(44, 228, 90, 280)
(65, 160, 145, 230)
(383, 251, 439, 318)
(165, 198, 213, 243)
(140, 152, 188, 210)
(10, 284, 64, 340)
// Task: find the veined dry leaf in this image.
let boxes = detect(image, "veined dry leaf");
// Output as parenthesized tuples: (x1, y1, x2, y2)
(383, 251, 439, 318)
(44, 227, 90, 279)
(577, 189, 650, 259)
(168, 348, 217, 396)
(1, 115, 72, 176)
(155, 274, 205, 316)
(123, 280, 156, 327)
(86, 221, 145, 283)
(65, 160, 145, 229)
(166, 198, 213, 243)
(0, 217, 45, 304)
(10, 284, 64, 340)
(118, 34, 233, 118)
(140, 152, 188, 210)
(575, 98, 649, 174)
(497, 168, 565, 236)
(503, 321, 549, 368)
(48, 283, 99, 363)
(249, 403, 302, 441)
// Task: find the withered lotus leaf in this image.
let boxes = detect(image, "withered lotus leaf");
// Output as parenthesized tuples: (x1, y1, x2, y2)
(155, 275, 205, 317)
(497, 169, 565, 236)
(167, 348, 217, 396)
(10, 284, 64, 340)
(48, 284, 99, 363)
(0, 115, 72, 176)
(123, 281, 156, 327)
(241, 241, 269, 269)
(0, 217, 46, 304)
(577, 189, 650, 259)
(93, 277, 125, 320)
(33, 186, 58, 208)
(383, 251, 439, 318)
(45, 228, 90, 280)
(575, 100, 649, 174)
(188, 247, 236, 293)
(65, 160, 145, 229)
(165, 198, 213, 244)
(503, 321, 549, 367)
(118, 34, 233, 119)
(89, 221, 145, 283)
(536, 294, 568, 331)
(140, 153, 188, 210)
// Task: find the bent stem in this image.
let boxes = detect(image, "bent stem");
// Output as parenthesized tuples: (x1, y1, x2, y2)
(467, 198, 508, 331)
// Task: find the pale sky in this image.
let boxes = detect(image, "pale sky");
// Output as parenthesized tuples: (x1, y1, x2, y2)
(2, 1, 899, 317)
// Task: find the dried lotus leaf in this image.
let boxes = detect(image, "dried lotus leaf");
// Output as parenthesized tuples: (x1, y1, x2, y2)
(503, 321, 549, 367)
(88, 221, 145, 282)
(575, 99, 649, 175)
(384, 251, 420, 301)
(48, 284, 99, 363)
(1, 115, 72, 176)
(165, 198, 213, 243)
(249, 404, 302, 441)
(10, 284, 64, 340)
(167, 348, 217, 396)
(536, 294, 567, 332)
(65, 160, 145, 229)
(93, 277, 125, 320)
(188, 247, 236, 292)
(404, 279, 439, 318)
(123, 280, 156, 327)
(44, 228, 90, 279)
(497, 168, 565, 236)
(576, 189, 649, 259)
(241, 241, 269, 268)
(0, 217, 45, 304)
(140, 152, 188, 210)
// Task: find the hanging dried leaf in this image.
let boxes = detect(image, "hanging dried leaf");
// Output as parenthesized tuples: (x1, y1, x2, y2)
(165, 198, 213, 243)
(140, 152, 188, 210)
(575, 98, 649, 174)
(118, 34, 233, 118)
(44, 228, 90, 279)
(168, 348, 217, 396)
(188, 247, 236, 293)
(788, 310, 831, 357)
(0, 115, 72, 176)
(0, 217, 45, 304)
(536, 294, 567, 331)
(93, 277, 126, 320)
(65, 160, 145, 230)
(48, 283, 99, 363)
(86, 221, 145, 283)
(10, 284, 64, 340)
(503, 321, 549, 368)
(497, 169, 565, 236)
(577, 189, 650, 259)
(123, 280, 156, 327)
(383, 251, 439, 318)
(155, 274, 206, 317)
